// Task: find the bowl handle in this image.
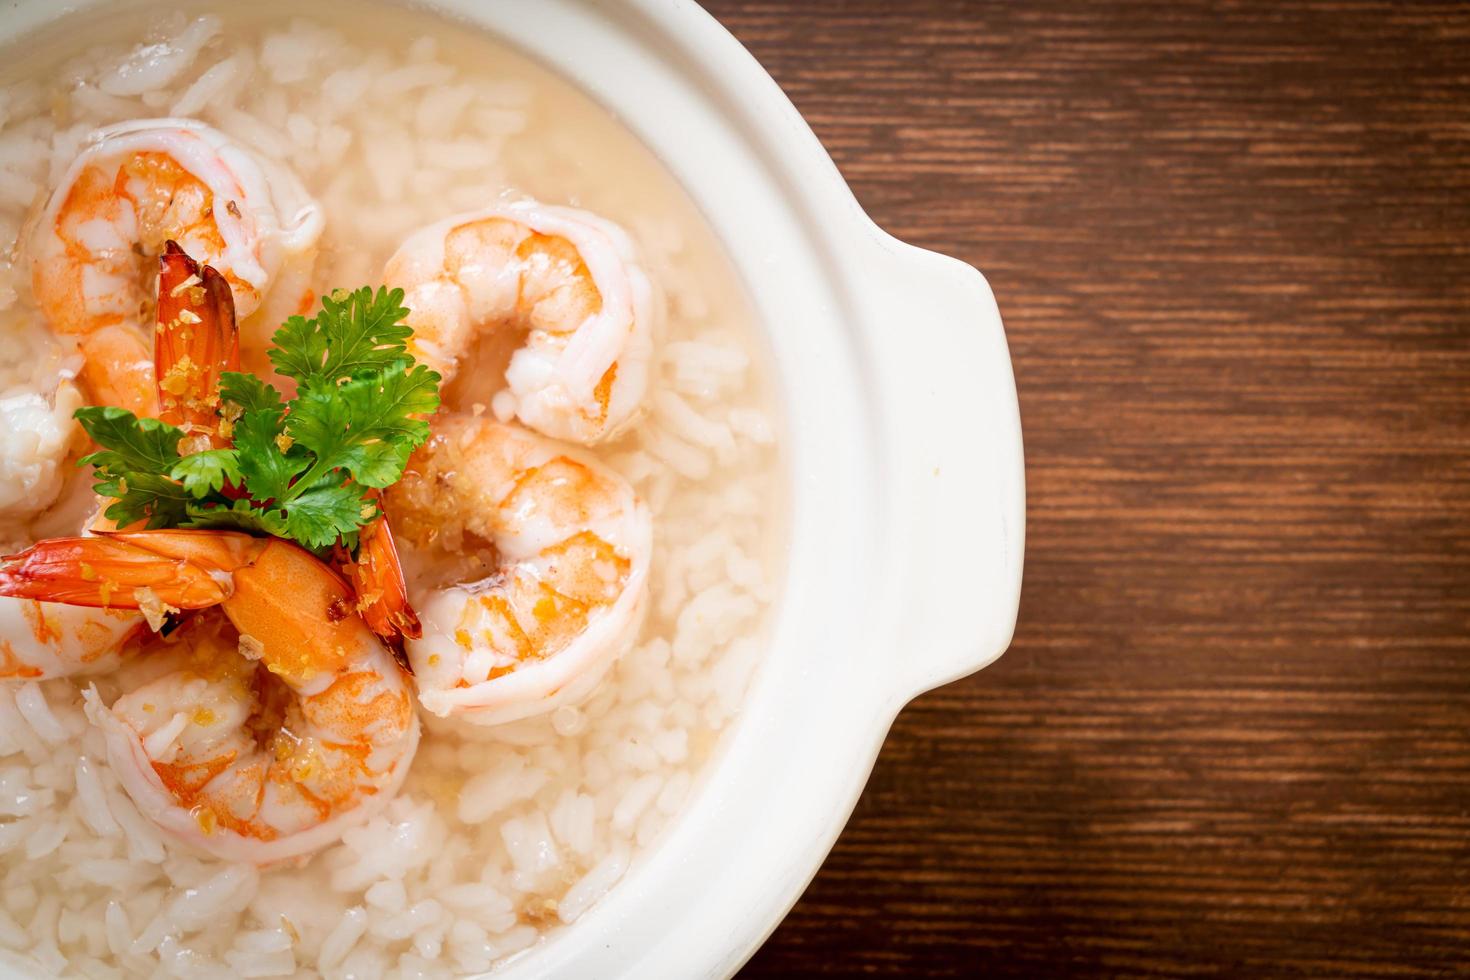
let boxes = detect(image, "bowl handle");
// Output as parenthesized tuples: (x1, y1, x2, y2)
(857, 232, 1025, 702)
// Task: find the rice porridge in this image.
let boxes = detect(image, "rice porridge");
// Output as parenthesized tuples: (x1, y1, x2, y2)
(0, 2, 782, 977)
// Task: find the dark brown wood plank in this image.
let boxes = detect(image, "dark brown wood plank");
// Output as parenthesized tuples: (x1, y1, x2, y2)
(701, 1, 1470, 977)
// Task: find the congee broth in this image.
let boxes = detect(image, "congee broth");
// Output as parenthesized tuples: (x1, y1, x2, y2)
(0, 3, 781, 976)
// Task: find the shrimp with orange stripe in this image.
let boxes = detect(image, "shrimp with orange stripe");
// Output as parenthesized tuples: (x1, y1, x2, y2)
(29, 117, 323, 414)
(386, 414, 651, 726)
(385, 198, 659, 445)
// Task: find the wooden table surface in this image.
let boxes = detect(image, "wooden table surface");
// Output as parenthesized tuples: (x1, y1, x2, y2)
(701, 2, 1470, 977)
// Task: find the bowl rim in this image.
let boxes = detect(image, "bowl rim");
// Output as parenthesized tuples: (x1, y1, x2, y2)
(0, 1, 1024, 977)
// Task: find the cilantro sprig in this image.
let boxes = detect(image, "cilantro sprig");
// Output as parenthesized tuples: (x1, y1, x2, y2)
(77, 287, 440, 553)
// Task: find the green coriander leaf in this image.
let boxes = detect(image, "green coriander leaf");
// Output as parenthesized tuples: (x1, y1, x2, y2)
(77, 449, 134, 484)
(74, 407, 183, 475)
(279, 482, 369, 551)
(97, 495, 149, 529)
(285, 364, 438, 488)
(280, 379, 347, 465)
(267, 313, 324, 383)
(102, 472, 192, 529)
(219, 372, 284, 415)
(182, 497, 290, 538)
(268, 286, 413, 384)
(232, 408, 307, 503)
(338, 440, 414, 490)
(168, 449, 242, 497)
(74, 409, 191, 530)
(86, 472, 126, 500)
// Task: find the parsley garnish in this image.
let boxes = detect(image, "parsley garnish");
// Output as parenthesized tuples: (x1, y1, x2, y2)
(77, 287, 440, 553)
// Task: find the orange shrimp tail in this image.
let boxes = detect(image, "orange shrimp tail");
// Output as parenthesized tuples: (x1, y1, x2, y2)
(214, 537, 364, 684)
(0, 535, 234, 609)
(107, 531, 368, 684)
(346, 513, 422, 643)
(103, 528, 266, 571)
(155, 241, 240, 442)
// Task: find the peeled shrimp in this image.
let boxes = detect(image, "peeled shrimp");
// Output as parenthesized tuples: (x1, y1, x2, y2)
(386, 199, 659, 444)
(386, 414, 651, 725)
(29, 117, 322, 411)
(0, 353, 141, 682)
(0, 530, 419, 863)
(0, 379, 84, 522)
(0, 380, 126, 683)
(0, 602, 144, 680)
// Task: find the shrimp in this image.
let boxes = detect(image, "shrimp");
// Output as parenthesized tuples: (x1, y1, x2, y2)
(0, 601, 144, 680)
(385, 199, 659, 445)
(0, 378, 85, 523)
(0, 240, 240, 679)
(385, 414, 651, 725)
(0, 376, 138, 679)
(337, 498, 421, 644)
(153, 239, 239, 445)
(29, 117, 322, 410)
(75, 326, 158, 418)
(0, 530, 419, 863)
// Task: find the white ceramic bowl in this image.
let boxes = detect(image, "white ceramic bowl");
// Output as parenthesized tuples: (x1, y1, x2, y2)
(0, 1, 1025, 976)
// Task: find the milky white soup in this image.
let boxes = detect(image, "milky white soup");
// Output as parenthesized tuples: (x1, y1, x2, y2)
(0, 3, 782, 976)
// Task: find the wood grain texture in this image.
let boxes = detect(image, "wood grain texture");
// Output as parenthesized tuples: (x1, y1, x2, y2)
(699, 1, 1470, 977)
